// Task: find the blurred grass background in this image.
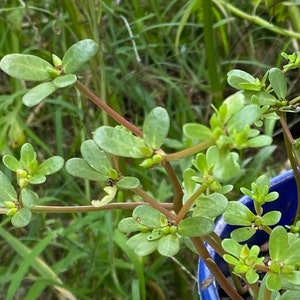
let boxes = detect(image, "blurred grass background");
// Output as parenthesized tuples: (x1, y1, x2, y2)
(1, 0, 300, 299)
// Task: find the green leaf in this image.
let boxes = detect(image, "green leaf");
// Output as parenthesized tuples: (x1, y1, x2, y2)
(143, 107, 170, 149)
(223, 201, 255, 226)
(183, 168, 197, 196)
(36, 156, 64, 176)
(183, 123, 212, 141)
(230, 227, 256, 242)
(247, 135, 273, 148)
(132, 206, 163, 228)
(116, 177, 140, 189)
(21, 189, 39, 208)
(157, 234, 180, 257)
(178, 216, 214, 237)
(23, 81, 57, 107)
(118, 217, 141, 233)
(0, 171, 17, 205)
(269, 68, 287, 99)
(227, 69, 257, 90)
(0, 54, 53, 81)
(284, 238, 300, 265)
(80, 140, 112, 175)
(269, 226, 288, 261)
(227, 104, 261, 132)
(65, 158, 108, 182)
(194, 193, 228, 218)
(265, 272, 282, 291)
(62, 39, 99, 74)
(207, 146, 240, 181)
(2, 155, 21, 171)
(127, 232, 158, 256)
(11, 208, 32, 227)
(261, 211, 281, 226)
(94, 126, 150, 158)
(280, 290, 300, 300)
(20, 143, 37, 171)
(53, 74, 77, 88)
(222, 238, 242, 258)
(28, 175, 46, 185)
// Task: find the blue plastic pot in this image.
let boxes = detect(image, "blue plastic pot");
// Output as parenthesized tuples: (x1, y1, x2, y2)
(198, 170, 298, 300)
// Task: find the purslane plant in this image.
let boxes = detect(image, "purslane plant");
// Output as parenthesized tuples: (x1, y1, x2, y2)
(1, 39, 300, 299)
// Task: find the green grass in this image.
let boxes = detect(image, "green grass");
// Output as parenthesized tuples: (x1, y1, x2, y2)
(1, 0, 300, 299)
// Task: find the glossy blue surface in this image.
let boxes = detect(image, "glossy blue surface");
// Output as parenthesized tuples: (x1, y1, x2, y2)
(198, 170, 298, 300)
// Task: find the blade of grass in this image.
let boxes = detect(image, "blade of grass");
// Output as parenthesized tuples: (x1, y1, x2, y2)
(0, 225, 76, 300)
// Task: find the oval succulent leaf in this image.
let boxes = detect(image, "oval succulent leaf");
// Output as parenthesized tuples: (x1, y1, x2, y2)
(21, 189, 39, 208)
(2, 155, 21, 171)
(227, 69, 257, 90)
(11, 208, 32, 227)
(116, 177, 140, 189)
(62, 39, 99, 74)
(132, 205, 162, 228)
(0, 171, 17, 205)
(127, 232, 159, 256)
(23, 81, 57, 107)
(269, 68, 287, 99)
(183, 123, 212, 141)
(94, 126, 150, 158)
(223, 201, 255, 226)
(53, 74, 77, 88)
(157, 234, 180, 257)
(36, 156, 64, 176)
(65, 158, 107, 182)
(0, 54, 53, 81)
(178, 216, 214, 237)
(80, 140, 112, 175)
(143, 107, 170, 149)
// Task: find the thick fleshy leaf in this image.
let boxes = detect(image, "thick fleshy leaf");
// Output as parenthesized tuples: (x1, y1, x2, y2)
(265, 272, 282, 291)
(269, 68, 287, 99)
(284, 238, 300, 265)
(269, 226, 288, 261)
(80, 140, 111, 175)
(194, 193, 228, 218)
(281, 272, 300, 291)
(178, 216, 214, 237)
(230, 227, 256, 242)
(23, 81, 57, 107)
(2, 155, 21, 171)
(183, 123, 212, 141)
(11, 208, 32, 227)
(0, 171, 17, 205)
(116, 177, 140, 189)
(62, 39, 99, 74)
(280, 290, 300, 300)
(65, 158, 107, 182)
(183, 168, 197, 196)
(53, 74, 77, 88)
(227, 69, 257, 90)
(207, 146, 240, 181)
(132, 205, 162, 228)
(261, 211, 281, 226)
(222, 92, 245, 122)
(247, 135, 272, 147)
(37, 156, 64, 176)
(94, 126, 151, 158)
(223, 201, 255, 226)
(157, 234, 180, 257)
(28, 175, 46, 184)
(143, 107, 170, 149)
(0, 54, 52, 81)
(118, 217, 141, 233)
(222, 238, 242, 258)
(227, 104, 261, 132)
(127, 232, 158, 256)
(21, 188, 39, 208)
